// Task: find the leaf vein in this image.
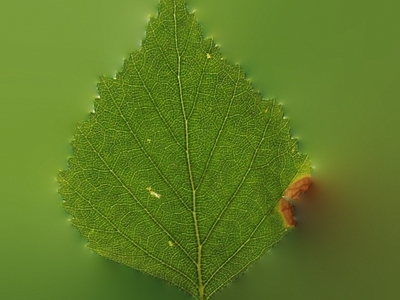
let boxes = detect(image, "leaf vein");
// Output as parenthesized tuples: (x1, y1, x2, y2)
(62, 176, 197, 288)
(202, 104, 275, 245)
(76, 124, 196, 265)
(101, 77, 191, 213)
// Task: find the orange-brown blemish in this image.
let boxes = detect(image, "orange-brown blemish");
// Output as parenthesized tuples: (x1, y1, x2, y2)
(283, 176, 312, 200)
(279, 198, 296, 227)
(279, 176, 312, 227)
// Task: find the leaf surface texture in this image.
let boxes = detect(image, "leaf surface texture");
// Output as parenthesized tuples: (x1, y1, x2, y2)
(58, 0, 311, 299)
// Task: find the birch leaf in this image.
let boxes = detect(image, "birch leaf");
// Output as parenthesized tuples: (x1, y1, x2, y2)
(58, 0, 312, 299)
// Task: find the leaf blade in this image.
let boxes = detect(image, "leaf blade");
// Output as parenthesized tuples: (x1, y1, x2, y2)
(58, 0, 312, 299)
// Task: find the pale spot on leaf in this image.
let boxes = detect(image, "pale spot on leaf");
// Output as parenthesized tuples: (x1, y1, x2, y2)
(146, 187, 161, 199)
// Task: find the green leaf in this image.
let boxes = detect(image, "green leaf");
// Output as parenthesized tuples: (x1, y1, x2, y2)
(58, 0, 311, 299)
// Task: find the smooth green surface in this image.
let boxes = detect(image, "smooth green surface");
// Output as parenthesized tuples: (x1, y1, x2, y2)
(58, 1, 310, 299)
(0, 0, 399, 299)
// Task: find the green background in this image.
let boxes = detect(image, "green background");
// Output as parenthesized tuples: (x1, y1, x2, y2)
(1, 0, 399, 299)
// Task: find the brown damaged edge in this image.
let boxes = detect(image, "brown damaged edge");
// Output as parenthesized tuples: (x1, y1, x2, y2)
(279, 176, 312, 227)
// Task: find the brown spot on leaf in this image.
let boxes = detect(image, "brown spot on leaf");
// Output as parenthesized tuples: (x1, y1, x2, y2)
(284, 176, 312, 200)
(279, 198, 296, 227)
(279, 176, 312, 227)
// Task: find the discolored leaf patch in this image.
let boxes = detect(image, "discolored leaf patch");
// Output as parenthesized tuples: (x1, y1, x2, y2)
(279, 177, 312, 227)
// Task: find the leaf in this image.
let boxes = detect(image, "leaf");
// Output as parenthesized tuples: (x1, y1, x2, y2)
(58, 0, 312, 299)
